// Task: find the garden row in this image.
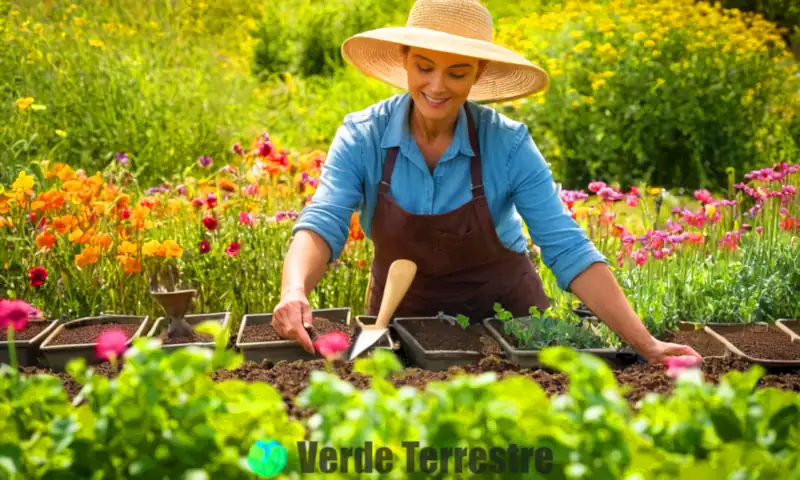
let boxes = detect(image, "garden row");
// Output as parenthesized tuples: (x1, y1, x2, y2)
(4, 303, 800, 373)
(4, 321, 800, 479)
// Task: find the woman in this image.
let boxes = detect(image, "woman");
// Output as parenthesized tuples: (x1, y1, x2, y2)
(272, 0, 702, 364)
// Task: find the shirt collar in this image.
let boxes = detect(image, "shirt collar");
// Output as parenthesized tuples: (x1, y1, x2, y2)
(380, 93, 475, 159)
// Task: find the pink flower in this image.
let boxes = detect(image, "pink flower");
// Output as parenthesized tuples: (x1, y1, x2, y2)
(694, 189, 713, 204)
(239, 212, 254, 226)
(625, 194, 639, 207)
(313, 331, 350, 360)
(232, 143, 244, 155)
(225, 241, 240, 257)
(205, 193, 217, 209)
(96, 328, 128, 360)
(597, 187, 624, 202)
(632, 249, 648, 266)
(663, 355, 702, 377)
(560, 189, 588, 207)
(588, 181, 606, 193)
(665, 219, 683, 234)
(244, 184, 259, 196)
(755, 226, 763, 234)
(0, 299, 42, 331)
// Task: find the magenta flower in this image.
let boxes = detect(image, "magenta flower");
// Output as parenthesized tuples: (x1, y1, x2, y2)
(313, 331, 350, 360)
(625, 194, 639, 207)
(756, 226, 764, 234)
(664, 355, 702, 377)
(199, 239, 211, 254)
(694, 189, 713, 204)
(225, 241, 240, 257)
(597, 187, 624, 202)
(631, 249, 648, 266)
(560, 189, 588, 207)
(205, 193, 217, 209)
(0, 299, 42, 331)
(176, 184, 187, 196)
(198, 155, 213, 168)
(665, 219, 683, 234)
(232, 143, 244, 155)
(96, 327, 128, 361)
(588, 181, 606, 193)
(258, 140, 273, 157)
(239, 212, 254, 226)
(116, 152, 129, 165)
(275, 211, 298, 223)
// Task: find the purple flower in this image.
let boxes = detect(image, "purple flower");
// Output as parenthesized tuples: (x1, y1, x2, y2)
(116, 152, 129, 165)
(176, 184, 187, 196)
(198, 155, 213, 168)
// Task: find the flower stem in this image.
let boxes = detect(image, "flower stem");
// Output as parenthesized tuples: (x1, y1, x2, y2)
(8, 326, 17, 371)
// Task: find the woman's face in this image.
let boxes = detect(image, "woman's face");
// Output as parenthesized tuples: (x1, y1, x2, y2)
(403, 46, 485, 122)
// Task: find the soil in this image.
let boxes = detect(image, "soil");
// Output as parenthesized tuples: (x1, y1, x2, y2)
(0, 321, 52, 341)
(241, 316, 350, 343)
(19, 355, 800, 421)
(716, 325, 800, 360)
(159, 330, 213, 345)
(399, 318, 500, 355)
(661, 328, 728, 358)
(46, 323, 141, 346)
(784, 321, 800, 336)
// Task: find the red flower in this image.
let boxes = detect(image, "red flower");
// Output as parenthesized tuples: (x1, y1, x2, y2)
(258, 140, 273, 157)
(119, 208, 132, 220)
(202, 216, 218, 231)
(225, 241, 240, 257)
(313, 331, 350, 360)
(631, 248, 648, 266)
(28, 266, 48, 287)
(96, 327, 128, 361)
(205, 193, 217, 209)
(199, 239, 211, 254)
(0, 299, 42, 331)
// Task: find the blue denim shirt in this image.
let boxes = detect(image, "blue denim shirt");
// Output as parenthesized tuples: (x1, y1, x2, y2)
(293, 93, 606, 291)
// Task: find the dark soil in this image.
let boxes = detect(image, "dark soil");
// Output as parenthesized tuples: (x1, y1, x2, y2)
(241, 316, 350, 343)
(20, 355, 800, 421)
(399, 318, 500, 355)
(0, 321, 52, 341)
(46, 323, 141, 346)
(784, 321, 800, 336)
(661, 328, 728, 358)
(159, 330, 213, 345)
(716, 325, 800, 360)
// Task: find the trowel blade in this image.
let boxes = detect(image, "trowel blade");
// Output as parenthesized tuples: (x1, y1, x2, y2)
(348, 328, 388, 361)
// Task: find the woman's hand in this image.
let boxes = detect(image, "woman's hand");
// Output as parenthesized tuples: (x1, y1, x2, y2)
(272, 287, 315, 354)
(640, 338, 703, 365)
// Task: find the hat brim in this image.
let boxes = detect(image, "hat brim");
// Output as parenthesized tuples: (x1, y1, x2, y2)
(341, 27, 549, 103)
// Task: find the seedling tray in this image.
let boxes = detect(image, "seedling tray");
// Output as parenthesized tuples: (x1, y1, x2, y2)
(776, 319, 800, 341)
(1, 319, 61, 367)
(482, 318, 638, 369)
(39, 315, 149, 372)
(658, 321, 730, 360)
(392, 317, 487, 371)
(147, 312, 231, 351)
(236, 308, 351, 363)
(704, 322, 800, 368)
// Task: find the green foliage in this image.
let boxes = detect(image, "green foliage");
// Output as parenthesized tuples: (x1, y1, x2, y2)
(496, 0, 800, 191)
(251, 0, 412, 78)
(493, 305, 608, 350)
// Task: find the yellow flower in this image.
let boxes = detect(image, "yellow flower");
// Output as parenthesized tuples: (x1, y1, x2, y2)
(55, 129, 67, 137)
(15, 97, 34, 111)
(142, 240, 161, 256)
(68, 4, 78, 12)
(647, 187, 663, 195)
(592, 78, 606, 91)
(574, 41, 592, 53)
(89, 38, 104, 48)
(161, 240, 184, 258)
(11, 171, 35, 196)
(118, 241, 137, 255)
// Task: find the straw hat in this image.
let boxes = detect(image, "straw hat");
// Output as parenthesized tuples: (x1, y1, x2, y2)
(341, 0, 549, 103)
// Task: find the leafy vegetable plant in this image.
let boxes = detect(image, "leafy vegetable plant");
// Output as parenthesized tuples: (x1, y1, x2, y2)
(492, 303, 607, 350)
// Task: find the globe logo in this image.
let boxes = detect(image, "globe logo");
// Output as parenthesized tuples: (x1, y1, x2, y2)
(247, 439, 287, 478)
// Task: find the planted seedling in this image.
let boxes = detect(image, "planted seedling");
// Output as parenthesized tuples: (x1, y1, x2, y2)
(492, 303, 605, 350)
(150, 263, 196, 341)
(434, 311, 470, 329)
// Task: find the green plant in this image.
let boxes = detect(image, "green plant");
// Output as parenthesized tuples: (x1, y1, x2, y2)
(492, 304, 607, 350)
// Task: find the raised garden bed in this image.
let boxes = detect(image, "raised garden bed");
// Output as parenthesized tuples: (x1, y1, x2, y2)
(391, 316, 502, 371)
(482, 315, 638, 369)
(659, 321, 729, 359)
(236, 308, 365, 363)
(39, 315, 149, 371)
(146, 312, 231, 350)
(705, 323, 800, 368)
(1, 319, 60, 366)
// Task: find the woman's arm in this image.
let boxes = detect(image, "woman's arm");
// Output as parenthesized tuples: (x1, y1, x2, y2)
(507, 128, 701, 363)
(273, 122, 365, 352)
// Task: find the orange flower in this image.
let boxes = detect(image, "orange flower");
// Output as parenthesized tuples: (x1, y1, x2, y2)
(347, 213, 365, 242)
(75, 247, 100, 268)
(0, 193, 10, 214)
(91, 232, 113, 250)
(62, 180, 83, 192)
(117, 255, 141, 274)
(35, 232, 57, 249)
(218, 179, 237, 192)
(31, 189, 66, 212)
(69, 228, 85, 243)
(53, 215, 77, 234)
(118, 240, 137, 255)
(92, 202, 107, 215)
(161, 239, 183, 258)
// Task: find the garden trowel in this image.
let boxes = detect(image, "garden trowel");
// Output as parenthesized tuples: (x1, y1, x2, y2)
(348, 259, 417, 360)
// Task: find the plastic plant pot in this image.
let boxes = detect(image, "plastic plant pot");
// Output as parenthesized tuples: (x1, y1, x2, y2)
(391, 317, 492, 371)
(1, 319, 61, 367)
(704, 322, 800, 368)
(147, 312, 231, 351)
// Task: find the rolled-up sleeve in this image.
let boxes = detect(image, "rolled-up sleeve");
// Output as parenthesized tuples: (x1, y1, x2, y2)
(292, 121, 364, 262)
(507, 126, 607, 291)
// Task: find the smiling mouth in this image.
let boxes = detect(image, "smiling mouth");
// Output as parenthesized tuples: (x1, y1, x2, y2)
(422, 92, 449, 106)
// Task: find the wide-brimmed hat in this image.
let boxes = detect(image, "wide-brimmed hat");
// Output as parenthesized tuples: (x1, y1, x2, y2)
(341, 0, 549, 103)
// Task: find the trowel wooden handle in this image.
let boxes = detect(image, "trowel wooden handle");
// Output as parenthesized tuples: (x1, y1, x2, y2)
(375, 259, 417, 329)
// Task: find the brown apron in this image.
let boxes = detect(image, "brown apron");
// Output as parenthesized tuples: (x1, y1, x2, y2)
(366, 102, 550, 321)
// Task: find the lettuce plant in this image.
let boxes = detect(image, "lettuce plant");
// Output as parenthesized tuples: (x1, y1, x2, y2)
(492, 304, 607, 350)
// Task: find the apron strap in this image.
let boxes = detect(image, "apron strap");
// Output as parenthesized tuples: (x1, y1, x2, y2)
(379, 103, 482, 197)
